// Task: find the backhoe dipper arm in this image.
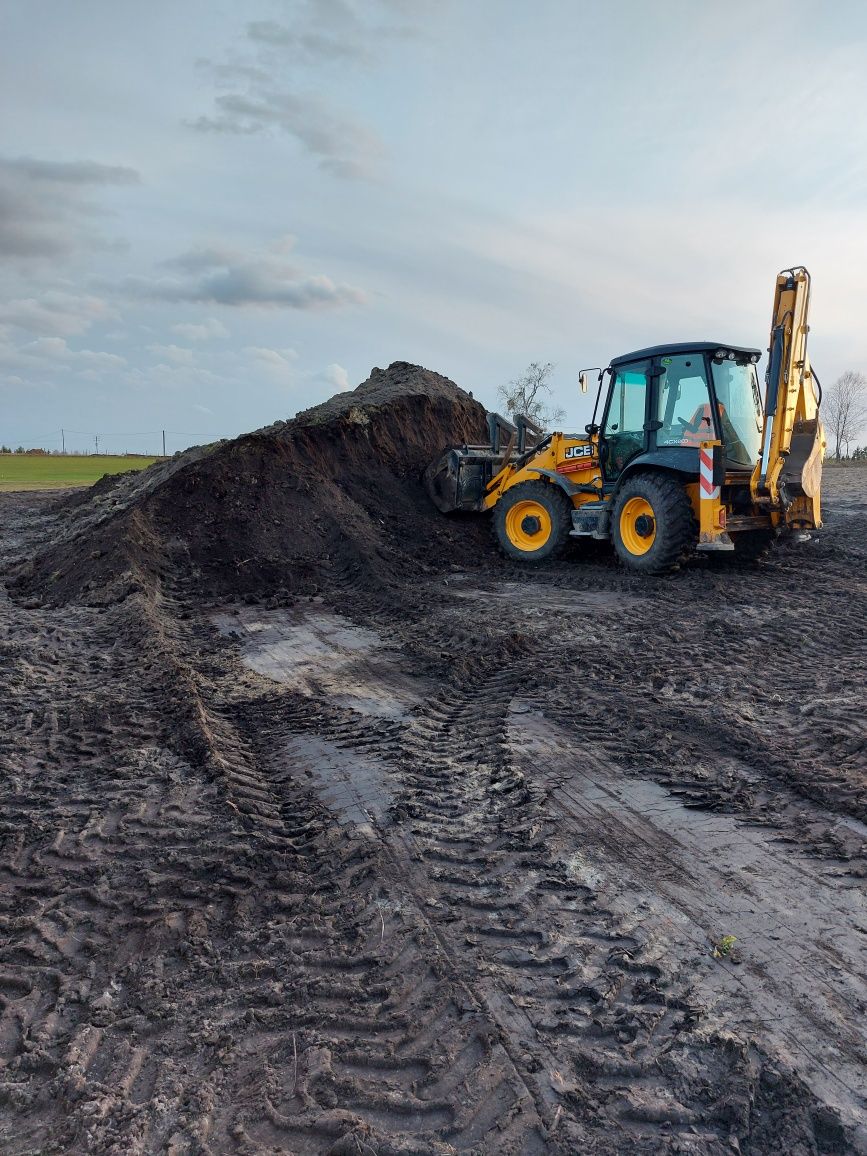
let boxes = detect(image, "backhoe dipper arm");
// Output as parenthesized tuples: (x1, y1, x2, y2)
(751, 266, 825, 530)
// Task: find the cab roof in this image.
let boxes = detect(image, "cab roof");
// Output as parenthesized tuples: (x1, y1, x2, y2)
(610, 341, 762, 367)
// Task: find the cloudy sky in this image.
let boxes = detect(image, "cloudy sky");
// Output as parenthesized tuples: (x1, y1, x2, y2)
(2, 0, 866, 454)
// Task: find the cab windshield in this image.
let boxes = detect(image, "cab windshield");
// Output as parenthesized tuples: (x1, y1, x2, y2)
(710, 359, 763, 467)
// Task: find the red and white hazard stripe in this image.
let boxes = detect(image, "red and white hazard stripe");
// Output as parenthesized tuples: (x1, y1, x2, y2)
(699, 445, 719, 500)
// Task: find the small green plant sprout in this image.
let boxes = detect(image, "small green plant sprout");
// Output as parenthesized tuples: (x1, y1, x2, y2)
(713, 934, 737, 959)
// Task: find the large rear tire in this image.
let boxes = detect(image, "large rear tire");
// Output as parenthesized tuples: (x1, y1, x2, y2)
(493, 480, 572, 563)
(612, 472, 696, 575)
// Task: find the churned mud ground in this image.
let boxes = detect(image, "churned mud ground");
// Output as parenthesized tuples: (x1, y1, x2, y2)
(1, 424, 866, 1148)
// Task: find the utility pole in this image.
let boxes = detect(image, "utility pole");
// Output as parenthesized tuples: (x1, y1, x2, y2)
(61, 428, 65, 454)
(162, 429, 166, 457)
(94, 434, 99, 456)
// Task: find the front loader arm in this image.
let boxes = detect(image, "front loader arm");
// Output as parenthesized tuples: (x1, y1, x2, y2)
(751, 266, 825, 530)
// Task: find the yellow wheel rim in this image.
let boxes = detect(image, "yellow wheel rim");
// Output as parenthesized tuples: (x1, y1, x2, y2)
(620, 496, 656, 555)
(504, 499, 552, 552)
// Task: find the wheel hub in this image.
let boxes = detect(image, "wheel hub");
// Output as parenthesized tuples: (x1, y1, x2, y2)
(503, 498, 554, 553)
(619, 496, 657, 556)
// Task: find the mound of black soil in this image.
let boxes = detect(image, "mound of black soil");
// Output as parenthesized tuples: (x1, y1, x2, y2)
(14, 362, 491, 606)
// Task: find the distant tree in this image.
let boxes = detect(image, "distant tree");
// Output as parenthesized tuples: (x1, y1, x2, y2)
(14, 446, 25, 454)
(0, 446, 9, 454)
(824, 371, 867, 459)
(498, 362, 566, 431)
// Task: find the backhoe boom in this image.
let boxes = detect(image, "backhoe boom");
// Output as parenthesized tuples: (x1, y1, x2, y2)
(752, 266, 825, 530)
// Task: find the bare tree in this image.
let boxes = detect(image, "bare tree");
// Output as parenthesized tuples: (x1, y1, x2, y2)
(824, 371, 867, 458)
(498, 362, 566, 431)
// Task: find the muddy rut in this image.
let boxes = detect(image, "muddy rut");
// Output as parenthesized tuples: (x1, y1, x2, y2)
(2, 458, 866, 1152)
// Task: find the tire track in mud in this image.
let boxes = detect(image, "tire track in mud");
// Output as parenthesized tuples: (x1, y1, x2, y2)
(0, 555, 550, 1151)
(233, 654, 594, 1151)
(520, 516, 867, 869)
(364, 665, 802, 1152)
(0, 578, 279, 1152)
(0, 508, 467, 1151)
(504, 704, 867, 1135)
(221, 599, 850, 1153)
(2, 474, 865, 1154)
(227, 666, 553, 1153)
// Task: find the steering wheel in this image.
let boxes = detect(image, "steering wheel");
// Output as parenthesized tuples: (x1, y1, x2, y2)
(676, 414, 702, 434)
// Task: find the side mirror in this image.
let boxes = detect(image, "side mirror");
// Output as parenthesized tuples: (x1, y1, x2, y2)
(578, 366, 602, 395)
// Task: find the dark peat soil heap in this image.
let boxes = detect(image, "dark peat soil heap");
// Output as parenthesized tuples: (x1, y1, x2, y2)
(14, 362, 491, 607)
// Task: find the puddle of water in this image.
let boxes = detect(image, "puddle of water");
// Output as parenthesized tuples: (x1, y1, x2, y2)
(213, 606, 424, 720)
(213, 608, 382, 682)
(286, 733, 393, 831)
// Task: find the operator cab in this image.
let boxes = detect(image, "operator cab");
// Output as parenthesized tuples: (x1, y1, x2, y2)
(597, 342, 763, 483)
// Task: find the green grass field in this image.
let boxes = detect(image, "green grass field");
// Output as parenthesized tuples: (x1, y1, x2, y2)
(0, 455, 160, 491)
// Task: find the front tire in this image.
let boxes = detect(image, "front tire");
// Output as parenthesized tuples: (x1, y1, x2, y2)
(612, 472, 696, 574)
(493, 481, 572, 563)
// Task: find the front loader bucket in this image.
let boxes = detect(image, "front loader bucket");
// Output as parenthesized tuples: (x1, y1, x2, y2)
(425, 410, 531, 516)
(425, 445, 507, 513)
(424, 448, 463, 513)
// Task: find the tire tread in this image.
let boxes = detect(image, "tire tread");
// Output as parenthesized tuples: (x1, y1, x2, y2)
(612, 472, 697, 575)
(492, 480, 572, 563)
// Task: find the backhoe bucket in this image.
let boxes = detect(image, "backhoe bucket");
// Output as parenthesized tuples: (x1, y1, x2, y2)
(781, 417, 824, 499)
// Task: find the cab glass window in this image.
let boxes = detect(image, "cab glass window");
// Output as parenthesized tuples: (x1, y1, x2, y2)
(656, 355, 714, 446)
(603, 361, 648, 478)
(711, 358, 763, 466)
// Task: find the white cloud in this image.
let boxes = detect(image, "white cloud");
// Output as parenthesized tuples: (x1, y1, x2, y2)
(244, 2, 421, 64)
(122, 238, 367, 310)
(245, 14, 372, 64)
(26, 337, 68, 360)
(4, 158, 139, 185)
(245, 345, 298, 363)
(190, 2, 414, 180)
(147, 343, 196, 365)
(0, 336, 126, 377)
(191, 91, 385, 180)
(324, 362, 349, 389)
(123, 363, 217, 390)
(170, 317, 229, 341)
(0, 292, 113, 336)
(245, 345, 298, 383)
(0, 155, 139, 263)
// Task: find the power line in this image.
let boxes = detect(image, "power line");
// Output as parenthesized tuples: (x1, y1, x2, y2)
(1, 428, 233, 444)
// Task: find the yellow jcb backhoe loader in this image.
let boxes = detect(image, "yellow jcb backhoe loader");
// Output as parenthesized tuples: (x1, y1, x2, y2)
(426, 266, 825, 574)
